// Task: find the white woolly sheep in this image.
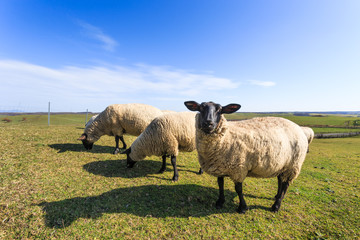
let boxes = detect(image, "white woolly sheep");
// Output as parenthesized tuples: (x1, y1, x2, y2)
(85, 114, 99, 128)
(185, 101, 308, 213)
(301, 126, 314, 152)
(78, 104, 164, 154)
(121, 112, 201, 181)
(85, 114, 124, 153)
(161, 110, 176, 114)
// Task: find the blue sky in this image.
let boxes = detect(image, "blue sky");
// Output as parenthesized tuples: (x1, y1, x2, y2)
(1, 0, 360, 112)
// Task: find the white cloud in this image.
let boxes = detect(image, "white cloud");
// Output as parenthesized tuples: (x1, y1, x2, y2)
(76, 20, 117, 52)
(248, 80, 276, 87)
(0, 60, 240, 111)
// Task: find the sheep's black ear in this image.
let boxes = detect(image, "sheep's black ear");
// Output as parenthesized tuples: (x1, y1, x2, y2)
(184, 101, 200, 111)
(121, 147, 131, 155)
(77, 134, 87, 141)
(221, 104, 241, 114)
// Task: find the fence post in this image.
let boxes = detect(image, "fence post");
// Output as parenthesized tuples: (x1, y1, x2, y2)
(48, 102, 50, 126)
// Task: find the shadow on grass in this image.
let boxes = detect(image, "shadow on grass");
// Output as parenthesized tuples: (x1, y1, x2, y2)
(245, 194, 274, 201)
(49, 143, 115, 154)
(38, 184, 236, 228)
(247, 205, 272, 212)
(83, 159, 167, 178)
(83, 159, 193, 180)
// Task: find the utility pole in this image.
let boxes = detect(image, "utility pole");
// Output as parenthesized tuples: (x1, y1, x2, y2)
(48, 102, 50, 126)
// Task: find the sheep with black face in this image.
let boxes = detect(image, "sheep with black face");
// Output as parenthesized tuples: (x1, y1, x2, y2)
(121, 111, 201, 181)
(184, 101, 308, 213)
(78, 104, 163, 154)
(84, 114, 127, 154)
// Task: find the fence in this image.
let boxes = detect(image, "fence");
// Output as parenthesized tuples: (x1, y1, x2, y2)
(315, 132, 360, 139)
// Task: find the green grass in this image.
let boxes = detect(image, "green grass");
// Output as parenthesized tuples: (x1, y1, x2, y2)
(0, 114, 359, 239)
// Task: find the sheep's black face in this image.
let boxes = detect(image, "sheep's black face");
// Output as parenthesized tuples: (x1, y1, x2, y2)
(121, 148, 137, 168)
(82, 140, 94, 150)
(198, 102, 222, 134)
(127, 157, 136, 168)
(78, 133, 94, 150)
(184, 101, 241, 134)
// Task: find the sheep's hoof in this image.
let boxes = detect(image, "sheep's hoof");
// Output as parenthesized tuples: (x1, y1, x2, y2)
(236, 205, 248, 214)
(113, 148, 120, 154)
(197, 168, 203, 175)
(158, 168, 166, 174)
(271, 203, 280, 212)
(172, 176, 179, 182)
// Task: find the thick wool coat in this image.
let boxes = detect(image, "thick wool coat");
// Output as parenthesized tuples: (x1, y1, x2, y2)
(195, 115, 308, 183)
(84, 104, 163, 143)
(129, 112, 197, 161)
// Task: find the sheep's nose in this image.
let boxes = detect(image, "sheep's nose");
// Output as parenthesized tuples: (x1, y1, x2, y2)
(204, 120, 214, 127)
(206, 119, 214, 124)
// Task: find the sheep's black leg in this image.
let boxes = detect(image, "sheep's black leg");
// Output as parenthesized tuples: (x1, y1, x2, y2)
(119, 136, 126, 149)
(113, 136, 120, 154)
(271, 180, 290, 212)
(158, 155, 167, 173)
(197, 168, 203, 175)
(215, 177, 225, 209)
(235, 182, 248, 214)
(170, 155, 179, 181)
(275, 175, 281, 199)
(114, 136, 126, 154)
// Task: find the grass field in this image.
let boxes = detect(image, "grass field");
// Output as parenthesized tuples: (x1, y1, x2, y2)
(0, 114, 359, 239)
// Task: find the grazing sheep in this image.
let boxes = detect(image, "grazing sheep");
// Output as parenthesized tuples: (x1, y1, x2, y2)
(85, 114, 99, 128)
(78, 104, 163, 154)
(301, 127, 314, 152)
(161, 110, 176, 114)
(85, 114, 125, 154)
(121, 112, 201, 181)
(184, 101, 308, 213)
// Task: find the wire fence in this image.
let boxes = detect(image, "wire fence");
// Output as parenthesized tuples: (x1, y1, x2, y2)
(0, 105, 35, 114)
(315, 132, 360, 138)
(0, 104, 98, 126)
(0, 103, 96, 113)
